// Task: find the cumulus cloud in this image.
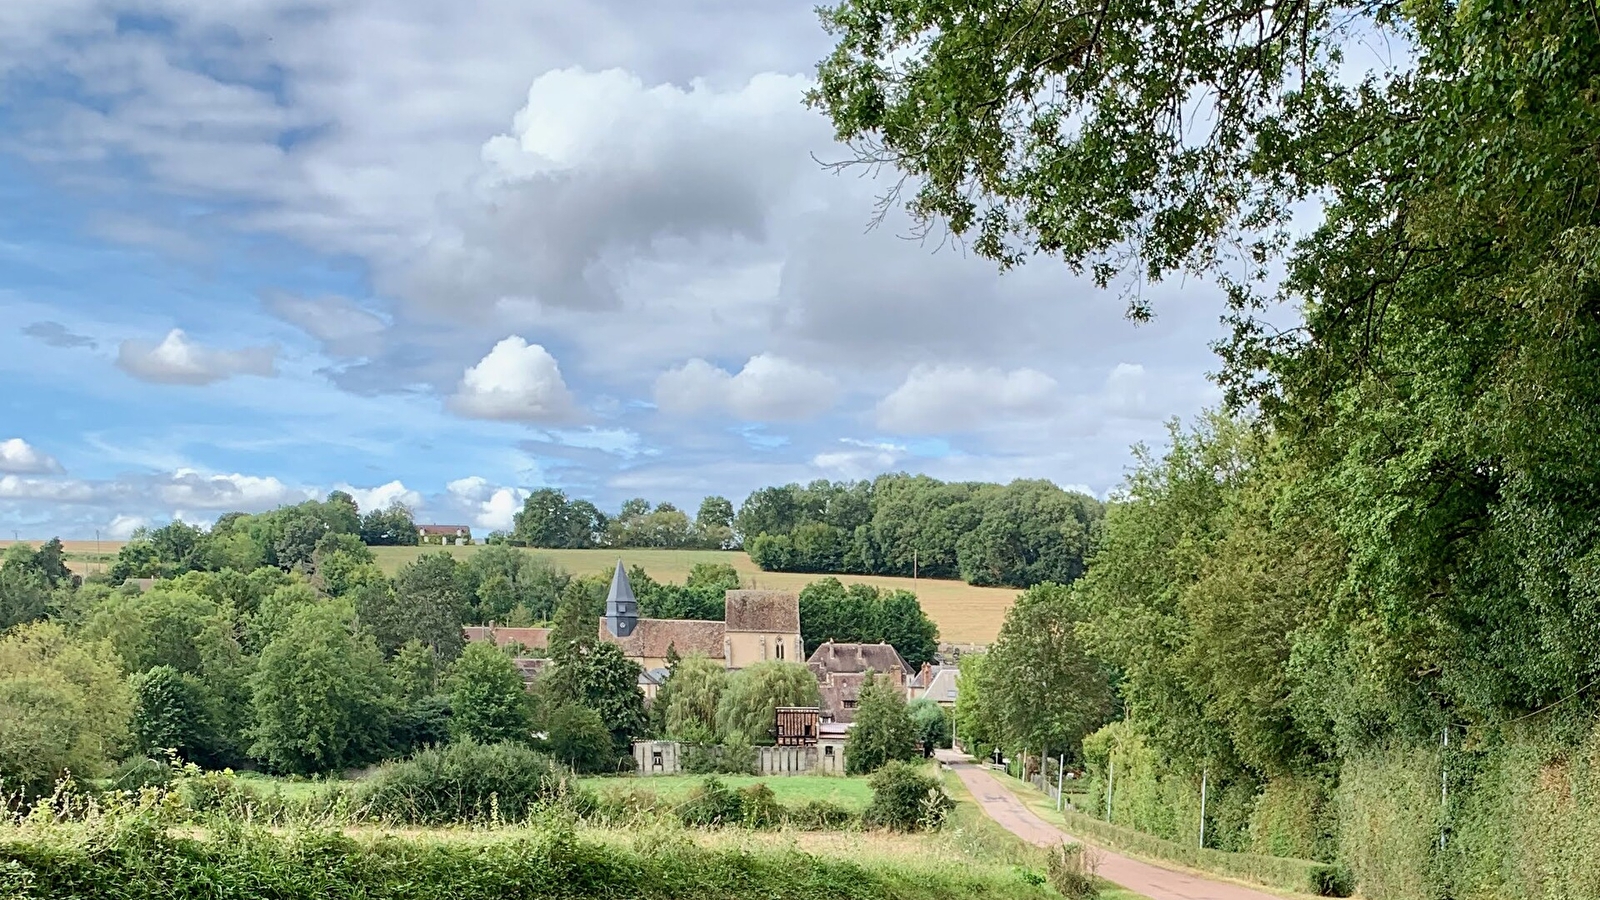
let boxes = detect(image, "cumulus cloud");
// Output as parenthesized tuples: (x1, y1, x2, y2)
(156, 469, 314, 510)
(0, 438, 62, 474)
(339, 480, 423, 514)
(116, 329, 278, 386)
(0, 475, 97, 503)
(22, 321, 96, 349)
(654, 354, 837, 422)
(875, 365, 1060, 434)
(449, 336, 577, 423)
(263, 293, 388, 357)
(812, 438, 906, 479)
(106, 514, 150, 540)
(447, 476, 528, 531)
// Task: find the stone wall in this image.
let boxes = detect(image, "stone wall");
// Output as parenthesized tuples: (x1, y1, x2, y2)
(630, 741, 847, 777)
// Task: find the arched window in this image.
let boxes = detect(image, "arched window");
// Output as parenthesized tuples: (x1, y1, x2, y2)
(775, 640, 785, 660)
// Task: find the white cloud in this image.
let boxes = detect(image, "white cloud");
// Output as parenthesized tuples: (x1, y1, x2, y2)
(116, 329, 277, 386)
(447, 477, 528, 531)
(340, 480, 423, 514)
(654, 354, 837, 421)
(0, 475, 96, 503)
(812, 438, 906, 479)
(156, 469, 314, 510)
(0, 438, 62, 474)
(106, 514, 150, 540)
(449, 336, 577, 423)
(875, 365, 1060, 434)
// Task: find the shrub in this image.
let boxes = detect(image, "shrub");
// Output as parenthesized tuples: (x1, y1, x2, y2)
(357, 739, 566, 824)
(863, 761, 953, 832)
(787, 799, 858, 831)
(108, 756, 175, 794)
(684, 735, 757, 775)
(544, 704, 616, 774)
(738, 783, 783, 828)
(677, 776, 744, 827)
(1046, 843, 1099, 899)
(847, 675, 918, 775)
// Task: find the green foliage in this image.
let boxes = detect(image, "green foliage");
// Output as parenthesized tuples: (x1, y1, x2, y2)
(1045, 844, 1098, 900)
(797, 577, 941, 668)
(0, 622, 130, 799)
(512, 488, 606, 548)
(357, 738, 565, 824)
(248, 602, 392, 774)
(359, 501, 418, 546)
(446, 640, 531, 745)
(847, 674, 918, 775)
(715, 661, 821, 745)
(388, 638, 438, 704)
(0, 548, 54, 630)
(544, 640, 645, 753)
(909, 698, 952, 750)
(378, 552, 470, 661)
(128, 665, 222, 767)
(983, 582, 1112, 763)
(654, 654, 727, 740)
(543, 704, 615, 774)
(863, 761, 952, 832)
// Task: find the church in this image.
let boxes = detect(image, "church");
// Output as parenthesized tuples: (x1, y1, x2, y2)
(597, 561, 803, 691)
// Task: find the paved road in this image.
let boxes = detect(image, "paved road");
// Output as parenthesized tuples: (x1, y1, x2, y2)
(938, 751, 1285, 900)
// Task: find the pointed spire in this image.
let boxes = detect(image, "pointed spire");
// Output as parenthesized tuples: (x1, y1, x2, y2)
(604, 559, 638, 638)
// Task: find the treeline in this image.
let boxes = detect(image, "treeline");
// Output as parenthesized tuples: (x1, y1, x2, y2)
(741, 476, 1102, 589)
(493, 489, 736, 550)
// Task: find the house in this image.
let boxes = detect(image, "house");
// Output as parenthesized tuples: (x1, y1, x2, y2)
(462, 625, 550, 654)
(909, 662, 960, 708)
(775, 706, 821, 746)
(806, 641, 912, 725)
(598, 561, 802, 672)
(418, 524, 472, 546)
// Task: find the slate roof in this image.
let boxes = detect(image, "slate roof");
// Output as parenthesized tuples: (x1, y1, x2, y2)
(418, 524, 470, 535)
(603, 617, 726, 659)
(724, 589, 800, 633)
(806, 641, 912, 677)
(606, 560, 637, 607)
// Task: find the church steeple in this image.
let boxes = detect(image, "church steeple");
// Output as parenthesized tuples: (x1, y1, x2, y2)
(604, 559, 638, 638)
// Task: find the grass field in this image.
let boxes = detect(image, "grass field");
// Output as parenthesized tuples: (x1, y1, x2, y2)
(580, 773, 874, 811)
(0, 540, 1016, 643)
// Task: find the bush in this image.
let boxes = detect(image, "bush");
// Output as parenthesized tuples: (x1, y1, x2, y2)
(738, 783, 783, 828)
(357, 739, 567, 824)
(108, 756, 175, 793)
(1046, 843, 1099, 900)
(677, 776, 745, 827)
(544, 704, 617, 774)
(684, 735, 757, 775)
(863, 761, 953, 832)
(786, 799, 858, 831)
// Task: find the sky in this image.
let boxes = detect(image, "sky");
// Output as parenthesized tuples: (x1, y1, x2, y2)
(0, 0, 1230, 540)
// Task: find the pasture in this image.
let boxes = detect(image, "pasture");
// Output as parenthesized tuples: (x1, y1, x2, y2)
(579, 773, 874, 812)
(0, 540, 1016, 644)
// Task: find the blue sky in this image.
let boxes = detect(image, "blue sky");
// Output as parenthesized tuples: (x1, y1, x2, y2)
(0, 0, 1226, 539)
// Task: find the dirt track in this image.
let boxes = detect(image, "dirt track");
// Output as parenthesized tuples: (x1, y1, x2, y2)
(939, 752, 1287, 900)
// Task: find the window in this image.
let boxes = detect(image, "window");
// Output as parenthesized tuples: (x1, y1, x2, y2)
(804, 723, 813, 737)
(775, 641, 785, 660)
(843, 699, 858, 709)
(824, 745, 835, 756)
(652, 750, 664, 769)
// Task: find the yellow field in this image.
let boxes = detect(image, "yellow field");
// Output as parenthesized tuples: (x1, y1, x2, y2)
(369, 546, 1014, 644)
(0, 540, 1014, 644)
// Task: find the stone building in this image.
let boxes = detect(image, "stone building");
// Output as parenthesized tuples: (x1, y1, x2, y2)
(598, 561, 802, 673)
(806, 640, 912, 725)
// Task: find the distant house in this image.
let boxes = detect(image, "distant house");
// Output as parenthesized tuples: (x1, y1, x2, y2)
(418, 524, 472, 546)
(806, 641, 912, 725)
(910, 662, 959, 708)
(462, 625, 550, 654)
(598, 561, 803, 672)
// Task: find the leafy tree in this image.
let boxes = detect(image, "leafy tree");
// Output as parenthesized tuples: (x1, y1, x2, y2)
(543, 703, 615, 774)
(390, 639, 439, 704)
(81, 587, 222, 675)
(28, 538, 73, 589)
(952, 652, 999, 755)
(695, 496, 736, 549)
(544, 641, 645, 753)
(796, 578, 939, 668)
(863, 760, 953, 832)
(446, 641, 532, 745)
(547, 575, 606, 652)
(364, 552, 470, 660)
(985, 582, 1111, 763)
(715, 661, 821, 745)
(654, 654, 728, 741)
(514, 489, 604, 549)
(249, 602, 393, 774)
(0, 562, 50, 631)
(273, 509, 328, 573)
(909, 698, 951, 751)
(360, 502, 419, 546)
(323, 490, 362, 535)
(846, 673, 918, 774)
(0, 623, 131, 799)
(129, 664, 220, 766)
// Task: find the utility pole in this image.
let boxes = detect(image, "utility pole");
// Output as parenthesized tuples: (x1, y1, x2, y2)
(1200, 768, 1209, 848)
(1106, 755, 1115, 823)
(1057, 755, 1065, 811)
(913, 549, 918, 592)
(1440, 727, 1449, 851)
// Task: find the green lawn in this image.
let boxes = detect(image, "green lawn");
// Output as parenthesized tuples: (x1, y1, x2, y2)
(579, 773, 874, 811)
